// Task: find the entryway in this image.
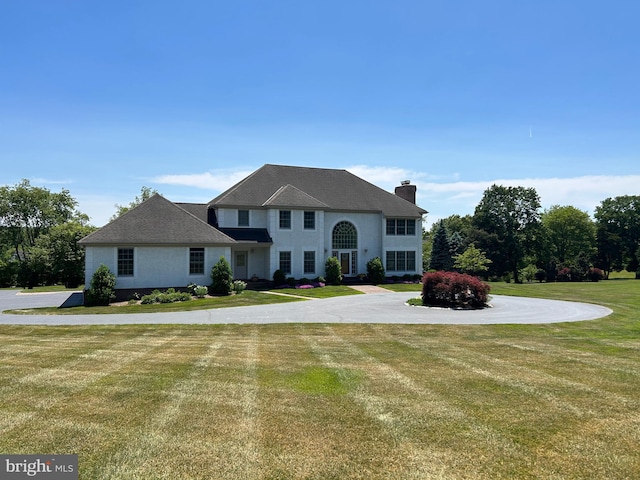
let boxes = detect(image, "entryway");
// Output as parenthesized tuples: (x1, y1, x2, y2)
(234, 251, 248, 279)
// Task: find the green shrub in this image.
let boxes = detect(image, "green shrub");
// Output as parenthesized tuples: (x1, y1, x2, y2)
(141, 289, 162, 304)
(85, 264, 116, 306)
(193, 285, 208, 298)
(325, 257, 343, 285)
(232, 280, 247, 294)
(273, 269, 286, 286)
(286, 277, 297, 287)
(520, 264, 538, 283)
(141, 289, 191, 304)
(211, 256, 233, 295)
(366, 257, 385, 284)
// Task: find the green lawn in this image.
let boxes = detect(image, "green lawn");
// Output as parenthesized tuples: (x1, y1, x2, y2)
(269, 285, 363, 298)
(0, 280, 638, 479)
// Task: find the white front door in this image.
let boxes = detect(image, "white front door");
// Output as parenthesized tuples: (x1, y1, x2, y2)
(234, 251, 248, 279)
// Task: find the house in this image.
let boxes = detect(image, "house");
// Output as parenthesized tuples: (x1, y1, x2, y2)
(80, 164, 427, 297)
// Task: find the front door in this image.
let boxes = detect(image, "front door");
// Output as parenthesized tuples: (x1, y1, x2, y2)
(334, 250, 357, 276)
(340, 252, 350, 275)
(234, 252, 248, 279)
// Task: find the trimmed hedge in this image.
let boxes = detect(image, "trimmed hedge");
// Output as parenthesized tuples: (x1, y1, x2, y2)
(422, 271, 490, 309)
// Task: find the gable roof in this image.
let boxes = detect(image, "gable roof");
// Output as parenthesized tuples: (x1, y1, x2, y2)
(262, 184, 329, 208)
(175, 202, 208, 223)
(79, 194, 236, 245)
(209, 164, 426, 217)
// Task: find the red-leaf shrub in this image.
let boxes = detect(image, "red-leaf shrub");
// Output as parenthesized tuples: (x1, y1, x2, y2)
(556, 267, 572, 282)
(587, 267, 604, 282)
(422, 271, 491, 309)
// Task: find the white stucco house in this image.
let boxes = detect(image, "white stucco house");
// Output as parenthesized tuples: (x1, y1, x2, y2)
(80, 164, 427, 297)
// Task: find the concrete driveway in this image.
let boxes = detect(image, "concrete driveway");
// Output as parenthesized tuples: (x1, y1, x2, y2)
(0, 289, 613, 326)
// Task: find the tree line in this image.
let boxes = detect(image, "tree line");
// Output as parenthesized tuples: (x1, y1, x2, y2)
(424, 185, 640, 282)
(0, 180, 159, 289)
(1, 180, 637, 289)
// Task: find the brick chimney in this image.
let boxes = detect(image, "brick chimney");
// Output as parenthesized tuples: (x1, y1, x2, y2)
(395, 180, 416, 204)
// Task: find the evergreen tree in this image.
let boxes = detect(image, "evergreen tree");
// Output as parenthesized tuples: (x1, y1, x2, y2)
(429, 221, 452, 271)
(85, 264, 116, 306)
(210, 256, 233, 295)
(325, 257, 343, 285)
(448, 230, 465, 257)
(366, 257, 385, 284)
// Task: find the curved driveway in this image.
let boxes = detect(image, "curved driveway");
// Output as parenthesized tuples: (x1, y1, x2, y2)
(0, 290, 612, 326)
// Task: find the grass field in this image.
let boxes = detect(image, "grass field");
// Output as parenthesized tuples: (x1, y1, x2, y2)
(0, 280, 638, 479)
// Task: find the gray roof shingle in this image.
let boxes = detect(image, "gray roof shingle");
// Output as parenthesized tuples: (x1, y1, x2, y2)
(262, 184, 329, 208)
(209, 164, 427, 217)
(79, 194, 236, 245)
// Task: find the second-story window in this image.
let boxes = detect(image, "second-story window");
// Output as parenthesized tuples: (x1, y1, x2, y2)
(279, 210, 291, 229)
(238, 210, 249, 226)
(304, 211, 315, 230)
(386, 218, 417, 235)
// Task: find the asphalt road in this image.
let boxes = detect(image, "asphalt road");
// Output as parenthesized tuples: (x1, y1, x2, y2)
(0, 290, 613, 326)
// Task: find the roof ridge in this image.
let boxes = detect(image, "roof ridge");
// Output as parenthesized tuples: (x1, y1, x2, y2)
(262, 184, 329, 208)
(170, 200, 236, 243)
(208, 165, 269, 206)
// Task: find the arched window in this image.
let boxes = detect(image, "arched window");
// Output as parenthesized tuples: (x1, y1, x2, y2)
(332, 221, 357, 249)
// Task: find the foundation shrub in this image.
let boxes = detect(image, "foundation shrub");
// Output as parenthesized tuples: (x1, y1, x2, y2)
(211, 256, 233, 295)
(366, 257, 385, 285)
(85, 264, 116, 306)
(232, 280, 247, 294)
(141, 288, 191, 304)
(325, 257, 343, 285)
(193, 285, 208, 298)
(422, 271, 490, 309)
(273, 269, 286, 286)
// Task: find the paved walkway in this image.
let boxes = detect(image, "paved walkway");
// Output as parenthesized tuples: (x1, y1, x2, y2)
(0, 290, 613, 326)
(347, 284, 393, 294)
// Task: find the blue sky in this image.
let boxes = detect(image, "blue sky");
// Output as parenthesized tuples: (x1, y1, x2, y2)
(1, 0, 638, 228)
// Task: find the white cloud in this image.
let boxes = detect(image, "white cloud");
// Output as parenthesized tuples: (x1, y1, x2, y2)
(346, 164, 450, 190)
(151, 169, 256, 191)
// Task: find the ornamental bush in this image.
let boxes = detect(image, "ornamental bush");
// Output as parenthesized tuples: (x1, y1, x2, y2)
(587, 267, 604, 282)
(232, 280, 247, 294)
(421, 271, 490, 309)
(273, 269, 286, 286)
(193, 285, 208, 298)
(141, 288, 191, 304)
(325, 257, 343, 285)
(85, 264, 116, 306)
(211, 256, 233, 295)
(366, 257, 385, 285)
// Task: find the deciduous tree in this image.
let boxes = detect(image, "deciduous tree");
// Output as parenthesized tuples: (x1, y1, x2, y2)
(594, 195, 640, 274)
(541, 205, 595, 264)
(472, 185, 542, 283)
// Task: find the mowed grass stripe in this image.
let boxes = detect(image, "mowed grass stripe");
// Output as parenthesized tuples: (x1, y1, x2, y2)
(362, 323, 640, 478)
(98, 333, 227, 478)
(320, 325, 538, 478)
(390, 334, 634, 415)
(0, 332, 177, 436)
